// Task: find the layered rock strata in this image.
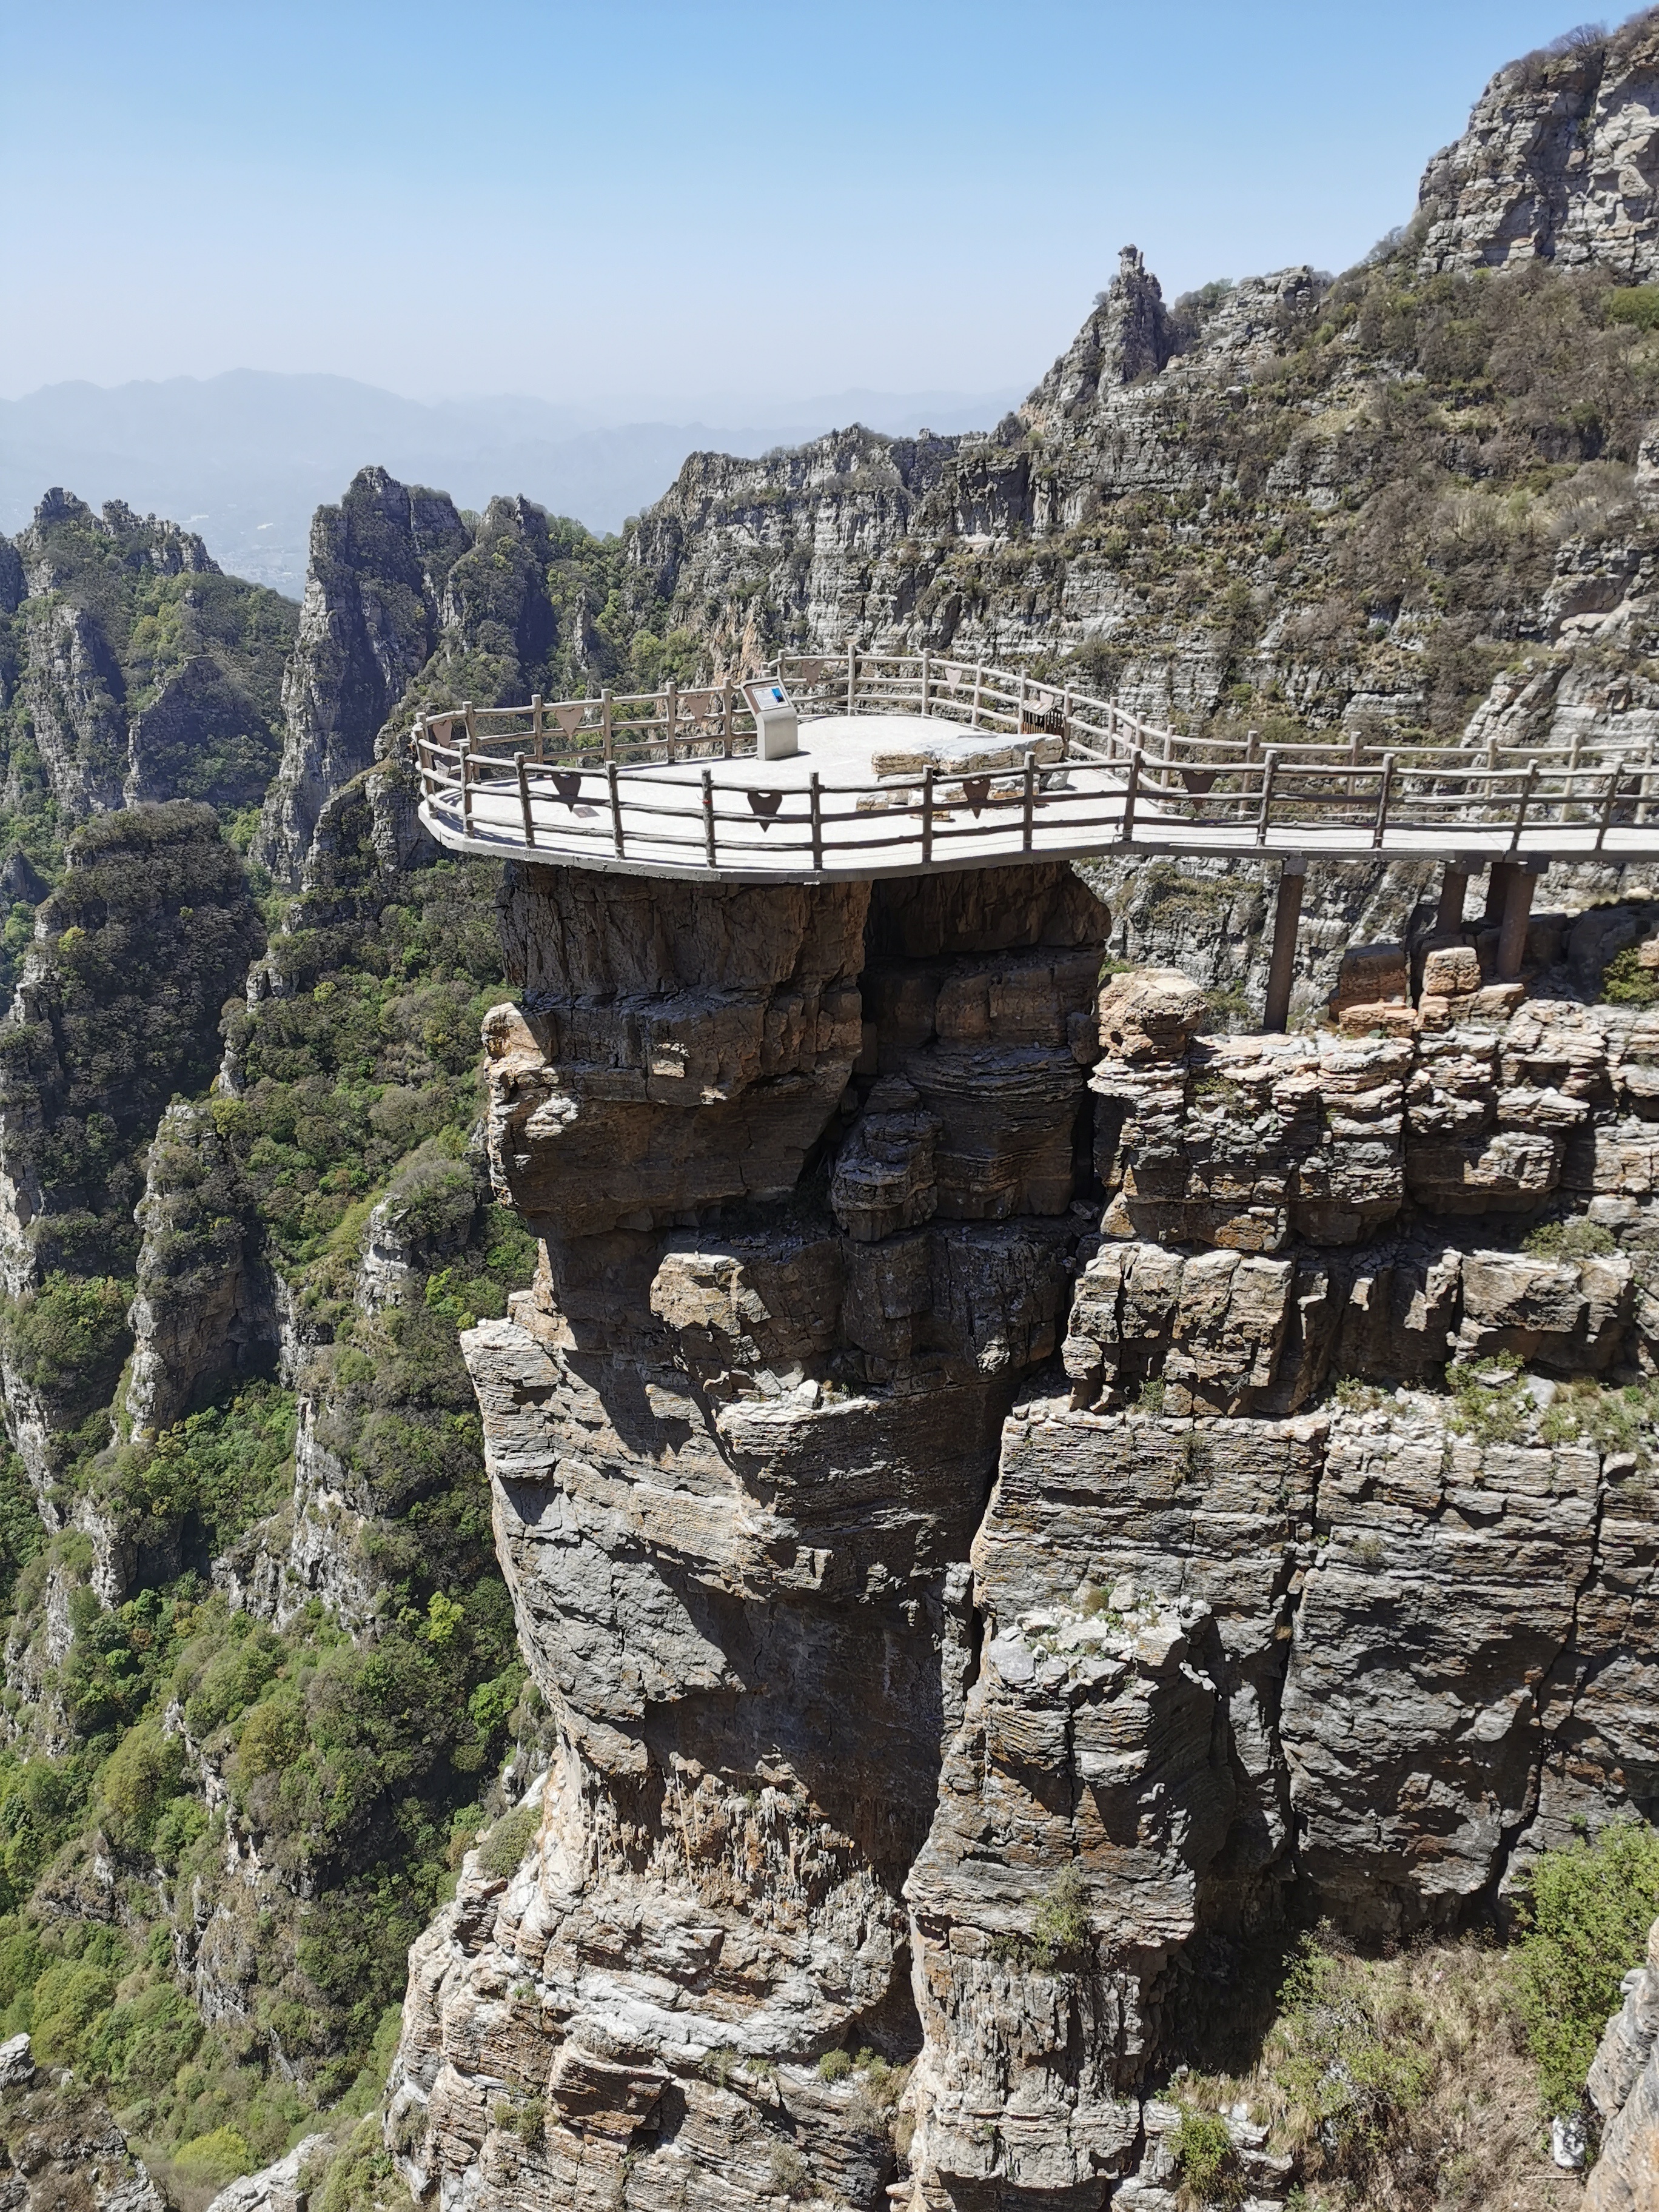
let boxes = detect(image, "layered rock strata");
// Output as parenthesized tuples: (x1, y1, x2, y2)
(1417, 12, 1659, 281)
(390, 874, 1659, 2212)
(1588, 1914, 1659, 2210)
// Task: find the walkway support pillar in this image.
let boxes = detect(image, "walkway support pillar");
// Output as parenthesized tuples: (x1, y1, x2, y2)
(1436, 856, 1476, 935)
(1484, 861, 1515, 925)
(1496, 859, 1543, 983)
(1264, 854, 1307, 1034)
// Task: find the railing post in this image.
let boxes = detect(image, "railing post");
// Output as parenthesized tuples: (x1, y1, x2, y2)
(722, 679, 734, 758)
(846, 640, 857, 716)
(1022, 748, 1036, 853)
(1508, 759, 1538, 853)
(458, 737, 474, 834)
(530, 694, 544, 763)
(1062, 685, 1073, 760)
(608, 762, 625, 857)
(463, 700, 476, 748)
(1596, 767, 1623, 851)
(922, 766, 934, 864)
(414, 716, 427, 799)
(1371, 752, 1395, 849)
(666, 679, 678, 765)
(810, 772, 823, 871)
(972, 663, 984, 730)
(516, 753, 535, 849)
(702, 768, 717, 868)
(921, 648, 931, 717)
(1123, 750, 1141, 843)
(602, 688, 614, 764)
(1256, 748, 1279, 847)
(1018, 671, 1028, 734)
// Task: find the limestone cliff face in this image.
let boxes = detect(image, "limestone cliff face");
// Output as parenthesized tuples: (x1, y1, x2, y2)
(255, 468, 471, 886)
(3, 491, 292, 825)
(1587, 1915, 1659, 2210)
(388, 865, 1659, 2211)
(621, 16, 1659, 784)
(1418, 12, 1659, 281)
(389, 862, 1107, 2208)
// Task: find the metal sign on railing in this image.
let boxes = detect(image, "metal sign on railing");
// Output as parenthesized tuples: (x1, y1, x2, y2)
(409, 652, 1659, 882)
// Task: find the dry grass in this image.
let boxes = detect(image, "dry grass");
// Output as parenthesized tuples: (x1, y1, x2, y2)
(1179, 1932, 1583, 2211)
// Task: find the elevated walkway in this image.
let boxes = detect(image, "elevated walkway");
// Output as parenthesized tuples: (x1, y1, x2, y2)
(412, 651, 1659, 1022)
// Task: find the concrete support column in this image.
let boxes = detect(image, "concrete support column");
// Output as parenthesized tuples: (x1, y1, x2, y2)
(1436, 857, 1474, 935)
(1496, 861, 1541, 982)
(1264, 854, 1307, 1034)
(1484, 861, 1515, 925)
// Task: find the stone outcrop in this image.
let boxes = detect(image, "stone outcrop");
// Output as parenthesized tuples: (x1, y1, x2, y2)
(203, 2135, 329, 2212)
(389, 847, 1659, 2211)
(1020, 247, 1176, 437)
(126, 1101, 273, 1440)
(1418, 12, 1659, 281)
(5, 491, 290, 825)
(388, 862, 1108, 2210)
(0, 2072, 169, 2212)
(255, 468, 469, 886)
(1588, 1915, 1659, 2210)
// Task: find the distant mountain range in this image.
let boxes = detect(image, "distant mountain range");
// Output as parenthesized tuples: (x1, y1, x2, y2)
(0, 370, 1022, 595)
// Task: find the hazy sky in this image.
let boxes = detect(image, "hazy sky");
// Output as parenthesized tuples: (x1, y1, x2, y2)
(1, 1, 1595, 409)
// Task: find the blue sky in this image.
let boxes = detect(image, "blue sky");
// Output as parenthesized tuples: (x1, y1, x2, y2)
(0, 1, 1602, 408)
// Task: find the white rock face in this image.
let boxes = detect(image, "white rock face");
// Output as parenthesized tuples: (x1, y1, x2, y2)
(1418, 18, 1659, 281)
(202, 2136, 329, 2212)
(1587, 1917, 1659, 2208)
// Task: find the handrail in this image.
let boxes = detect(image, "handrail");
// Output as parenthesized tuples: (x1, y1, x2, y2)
(407, 653, 1659, 880)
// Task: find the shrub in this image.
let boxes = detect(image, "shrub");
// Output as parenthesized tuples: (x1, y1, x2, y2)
(475, 1798, 540, 1877)
(1514, 1821, 1659, 2116)
(6, 1273, 132, 1420)
(1447, 1352, 1532, 1447)
(766, 2142, 810, 2199)
(1133, 1375, 1167, 1416)
(1173, 2108, 1242, 2207)
(1601, 943, 1659, 1007)
(97, 1718, 184, 1845)
(1031, 1865, 1092, 1969)
(30, 1957, 117, 2066)
(172, 2127, 255, 2190)
(818, 2048, 852, 2082)
(1269, 1939, 1435, 2160)
(1524, 1217, 1617, 1260)
(1607, 286, 1659, 332)
(1540, 1373, 1659, 1460)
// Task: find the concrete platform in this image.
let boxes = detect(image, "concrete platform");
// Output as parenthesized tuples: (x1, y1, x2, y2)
(420, 711, 1659, 882)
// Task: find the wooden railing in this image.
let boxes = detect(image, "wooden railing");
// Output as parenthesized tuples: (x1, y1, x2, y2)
(409, 651, 1659, 876)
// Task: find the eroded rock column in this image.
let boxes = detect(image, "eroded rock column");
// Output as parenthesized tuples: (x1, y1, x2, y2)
(389, 860, 1107, 2210)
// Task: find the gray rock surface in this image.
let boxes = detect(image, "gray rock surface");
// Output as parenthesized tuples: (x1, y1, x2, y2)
(203, 2134, 329, 2212)
(1418, 15, 1659, 281)
(1588, 1915, 1659, 2210)
(255, 467, 469, 886)
(389, 844, 1659, 2209)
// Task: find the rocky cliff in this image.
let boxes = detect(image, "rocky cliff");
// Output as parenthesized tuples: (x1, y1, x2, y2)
(385, 859, 1659, 2210)
(0, 491, 294, 837)
(1418, 14, 1659, 281)
(1587, 1914, 1659, 2208)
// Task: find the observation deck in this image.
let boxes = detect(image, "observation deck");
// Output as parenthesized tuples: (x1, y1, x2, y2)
(413, 652, 1659, 883)
(412, 652, 1659, 1025)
